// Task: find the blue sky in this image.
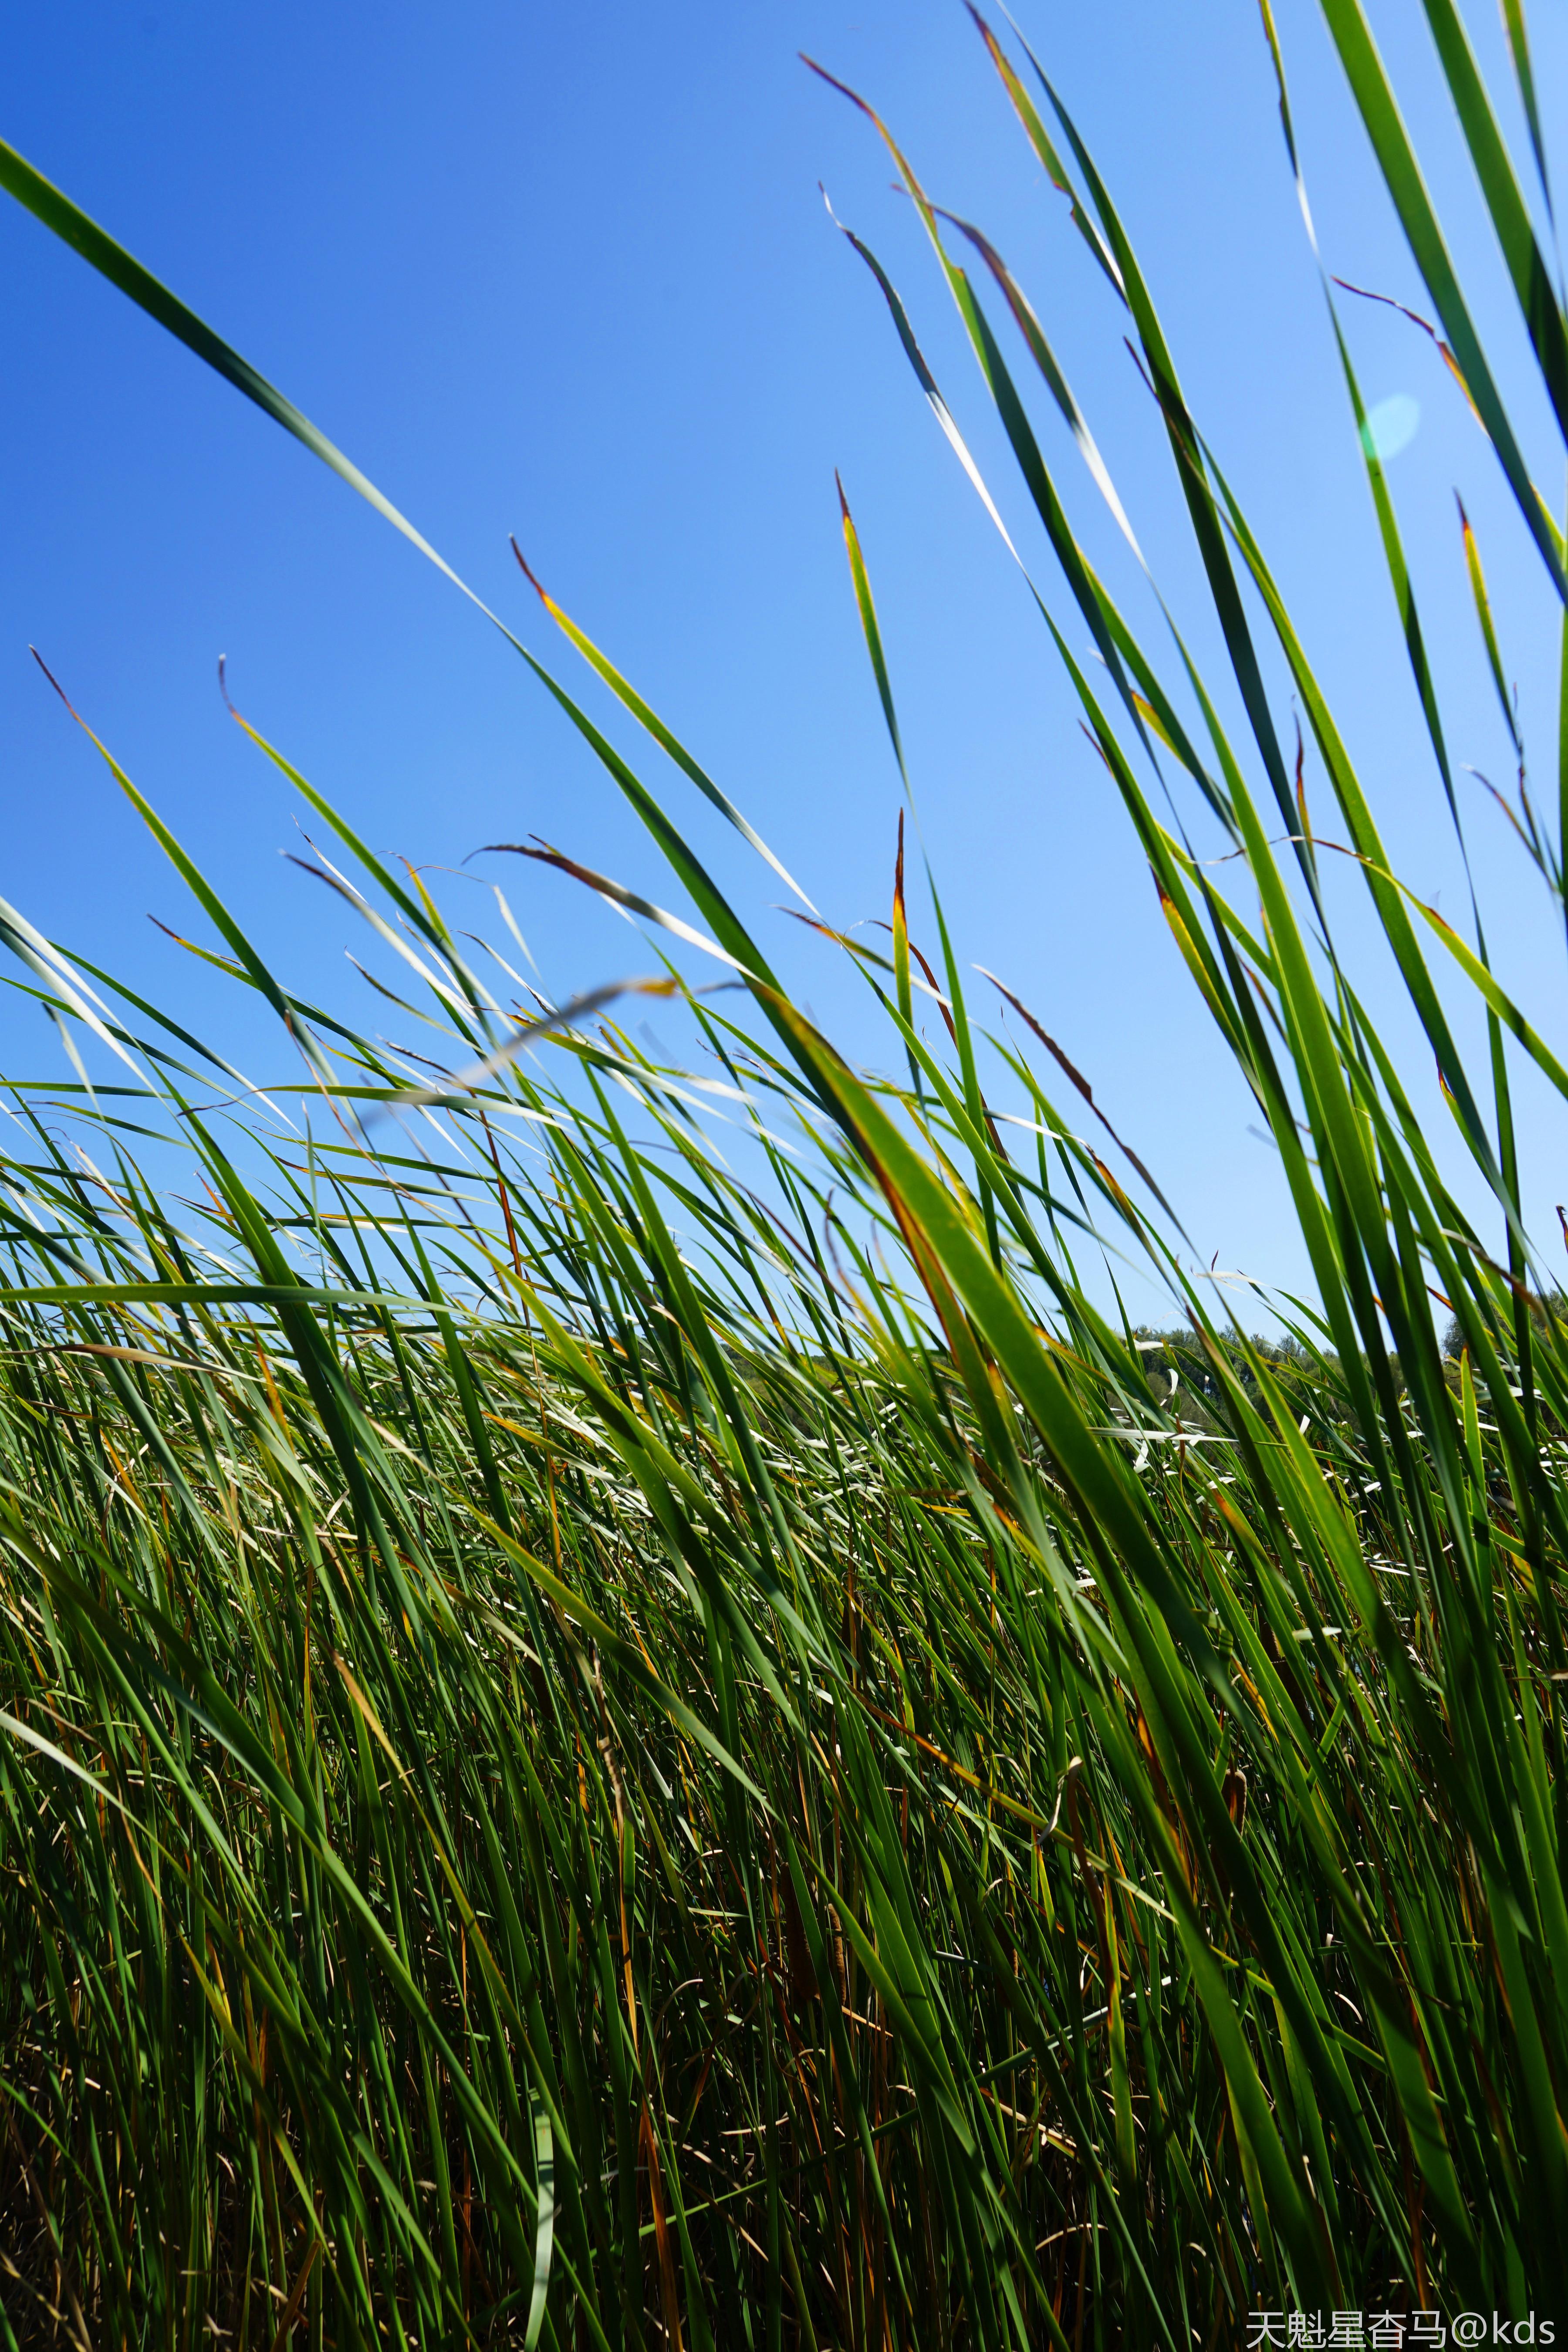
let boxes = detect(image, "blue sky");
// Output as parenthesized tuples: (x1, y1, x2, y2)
(4, 0, 1566, 1324)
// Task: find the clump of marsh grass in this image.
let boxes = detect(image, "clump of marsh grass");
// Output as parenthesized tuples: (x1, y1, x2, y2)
(3, 4, 1568, 2343)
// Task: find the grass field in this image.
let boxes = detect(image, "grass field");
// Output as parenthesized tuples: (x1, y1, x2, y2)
(4, 4, 1568, 2343)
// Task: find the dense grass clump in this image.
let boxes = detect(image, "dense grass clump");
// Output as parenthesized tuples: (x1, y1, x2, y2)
(5, 4, 1568, 2344)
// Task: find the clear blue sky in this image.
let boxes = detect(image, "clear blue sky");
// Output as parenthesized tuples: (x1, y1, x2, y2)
(4, 0, 1566, 1323)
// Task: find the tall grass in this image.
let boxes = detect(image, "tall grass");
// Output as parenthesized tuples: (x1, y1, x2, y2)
(3, 2, 1568, 2341)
